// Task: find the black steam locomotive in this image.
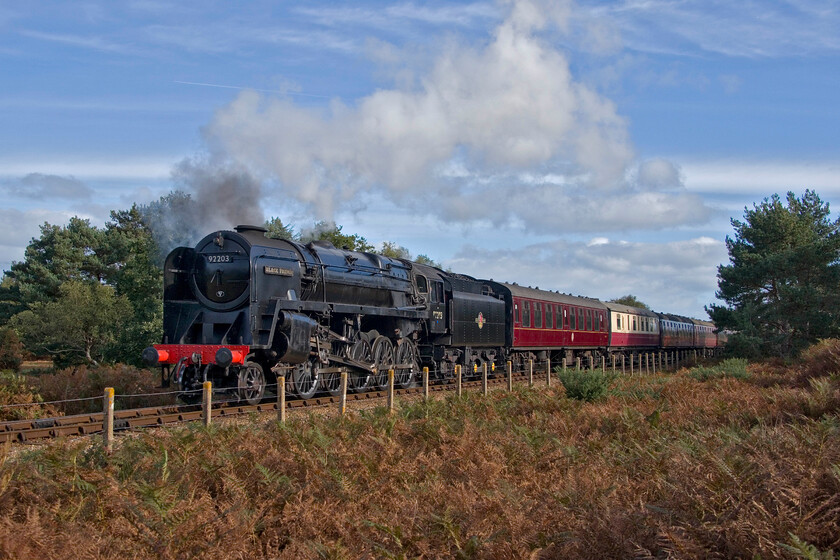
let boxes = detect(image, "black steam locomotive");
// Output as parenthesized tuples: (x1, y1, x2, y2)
(143, 225, 506, 404)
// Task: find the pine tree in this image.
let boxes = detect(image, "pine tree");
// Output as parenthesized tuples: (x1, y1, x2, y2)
(708, 190, 840, 357)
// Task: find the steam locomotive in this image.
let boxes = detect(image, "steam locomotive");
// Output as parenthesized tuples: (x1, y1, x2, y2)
(143, 225, 721, 404)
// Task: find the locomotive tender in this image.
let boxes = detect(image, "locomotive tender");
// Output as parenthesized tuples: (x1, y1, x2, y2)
(143, 225, 722, 404)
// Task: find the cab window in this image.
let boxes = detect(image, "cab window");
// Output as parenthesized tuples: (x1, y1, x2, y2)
(431, 280, 444, 303)
(416, 275, 428, 294)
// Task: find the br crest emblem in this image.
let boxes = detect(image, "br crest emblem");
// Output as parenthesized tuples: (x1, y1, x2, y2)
(475, 312, 486, 329)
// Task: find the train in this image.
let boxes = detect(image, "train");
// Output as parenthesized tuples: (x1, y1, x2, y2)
(142, 225, 724, 404)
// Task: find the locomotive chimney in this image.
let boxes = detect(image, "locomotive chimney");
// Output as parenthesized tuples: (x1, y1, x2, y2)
(234, 224, 267, 234)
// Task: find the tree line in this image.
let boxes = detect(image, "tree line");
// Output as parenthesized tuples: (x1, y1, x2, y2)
(1, 188, 837, 370)
(0, 192, 440, 369)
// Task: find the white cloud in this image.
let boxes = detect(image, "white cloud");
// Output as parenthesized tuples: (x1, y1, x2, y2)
(200, 0, 710, 233)
(1, 173, 94, 200)
(682, 160, 840, 196)
(448, 236, 728, 317)
(19, 29, 141, 55)
(635, 158, 684, 190)
(583, 0, 840, 58)
(0, 158, 172, 180)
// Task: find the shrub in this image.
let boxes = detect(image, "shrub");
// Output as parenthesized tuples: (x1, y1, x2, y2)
(0, 372, 51, 420)
(0, 327, 24, 372)
(689, 358, 749, 381)
(798, 339, 840, 381)
(29, 364, 175, 415)
(554, 367, 615, 402)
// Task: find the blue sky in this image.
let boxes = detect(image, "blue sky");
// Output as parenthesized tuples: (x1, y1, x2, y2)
(1, 0, 839, 317)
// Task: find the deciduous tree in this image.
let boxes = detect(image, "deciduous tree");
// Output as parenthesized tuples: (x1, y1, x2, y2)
(609, 295, 650, 309)
(11, 281, 131, 367)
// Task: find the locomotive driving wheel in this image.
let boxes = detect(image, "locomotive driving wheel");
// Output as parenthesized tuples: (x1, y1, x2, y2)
(348, 339, 373, 392)
(319, 364, 344, 397)
(238, 361, 266, 405)
(395, 339, 419, 389)
(371, 336, 395, 390)
(292, 360, 320, 399)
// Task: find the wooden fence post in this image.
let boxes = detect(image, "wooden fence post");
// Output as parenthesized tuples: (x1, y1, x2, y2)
(546, 357, 551, 387)
(576, 357, 581, 371)
(601, 355, 606, 372)
(529, 359, 534, 386)
(546, 358, 552, 386)
(621, 354, 626, 375)
(277, 376, 286, 423)
(612, 354, 616, 374)
(202, 381, 212, 427)
(387, 369, 395, 413)
(103, 387, 114, 454)
(630, 353, 634, 376)
(507, 361, 513, 391)
(456, 365, 462, 397)
(340, 371, 348, 417)
(482, 363, 488, 395)
(423, 367, 429, 400)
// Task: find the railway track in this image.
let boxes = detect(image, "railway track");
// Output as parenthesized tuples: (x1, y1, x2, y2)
(1, 371, 534, 444)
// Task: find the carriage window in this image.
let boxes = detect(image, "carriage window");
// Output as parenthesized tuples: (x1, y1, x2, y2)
(417, 275, 428, 293)
(633, 317, 638, 331)
(523, 301, 531, 327)
(514, 302, 520, 323)
(535, 303, 543, 328)
(546, 305, 553, 329)
(586, 309, 592, 331)
(595, 312, 600, 331)
(578, 308, 584, 331)
(616, 315, 621, 330)
(570, 307, 576, 330)
(564, 307, 569, 329)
